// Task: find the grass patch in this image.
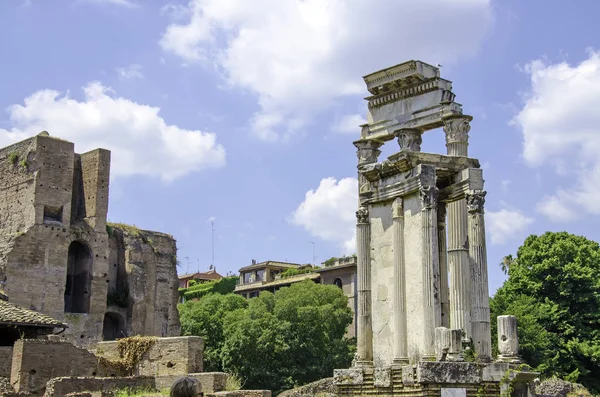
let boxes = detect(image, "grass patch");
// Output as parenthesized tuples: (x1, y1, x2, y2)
(226, 374, 244, 391)
(107, 222, 142, 238)
(8, 152, 18, 165)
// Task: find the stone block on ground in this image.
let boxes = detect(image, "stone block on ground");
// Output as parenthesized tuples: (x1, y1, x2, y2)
(277, 377, 336, 397)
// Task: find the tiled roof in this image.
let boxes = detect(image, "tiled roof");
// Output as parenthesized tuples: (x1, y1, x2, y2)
(0, 300, 66, 328)
(239, 261, 305, 272)
(179, 270, 223, 281)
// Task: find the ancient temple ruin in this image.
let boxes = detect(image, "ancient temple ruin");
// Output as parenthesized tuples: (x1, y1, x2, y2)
(333, 60, 536, 396)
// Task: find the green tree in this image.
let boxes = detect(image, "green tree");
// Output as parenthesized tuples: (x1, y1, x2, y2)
(178, 293, 248, 371)
(220, 281, 354, 393)
(491, 232, 600, 393)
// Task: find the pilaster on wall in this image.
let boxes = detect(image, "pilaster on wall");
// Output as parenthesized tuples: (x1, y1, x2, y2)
(80, 149, 111, 232)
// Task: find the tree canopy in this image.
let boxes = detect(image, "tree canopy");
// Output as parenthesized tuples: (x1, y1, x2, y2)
(491, 232, 600, 393)
(179, 280, 354, 393)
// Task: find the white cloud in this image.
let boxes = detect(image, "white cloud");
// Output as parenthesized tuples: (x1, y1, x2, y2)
(500, 179, 511, 195)
(291, 177, 357, 254)
(116, 64, 144, 80)
(0, 82, 226, 181)
(513, 50, 600, 221)
(160, 0, 493, 141)
(332, 113, 367, 135)
(486, 209, 534, 245)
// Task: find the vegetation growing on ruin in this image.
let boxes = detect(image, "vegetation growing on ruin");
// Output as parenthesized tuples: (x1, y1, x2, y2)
(107, 284, 130, 308)
(99, 335, 157, 374)
(179, 276, 238, 301)
(491, 232, 600, 393)
(7, 151, 18, 165)
(179, 280, 354, 394)
(19, 158, 27, 169)
(107, 222, 142, 238)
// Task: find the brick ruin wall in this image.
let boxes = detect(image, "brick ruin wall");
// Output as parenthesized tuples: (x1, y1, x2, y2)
(0, 134, 180, 345)
(0, 346, 12, 378)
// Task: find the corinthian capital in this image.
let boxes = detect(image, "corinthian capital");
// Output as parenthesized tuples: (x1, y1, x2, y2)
(443, 116, 472, 145)
(356, 206, 369, 223)
(419, 186, 439, 210)
(395, 129, 422, 152)
(354, 139, 384, 165)
(466, 190, 486, 214)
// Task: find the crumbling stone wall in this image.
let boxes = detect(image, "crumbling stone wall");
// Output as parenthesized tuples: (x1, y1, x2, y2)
(9, 339, 120, 394)
(0, 133, 180, 345)
(0, 347, 12, 377)
(44, 376, 155, 397)
(106, 226, 181, 338)
(96, 336, 203, 377)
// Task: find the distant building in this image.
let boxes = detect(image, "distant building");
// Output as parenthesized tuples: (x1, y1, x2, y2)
(178, 268, 223, 289)
(233, 257, 357, 337)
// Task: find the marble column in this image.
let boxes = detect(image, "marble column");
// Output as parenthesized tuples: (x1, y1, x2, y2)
(447, 197, 471, 341)
(497, 315, 522, 363)
(467, 190, 492, 361)
(443, 116, 472, 157)
(420, 185, 441, 361)
(355, 205, 373, 367)
(437, 204, 450, 328)
(396, 129, 422, 152)
(392, 198, 408, 365)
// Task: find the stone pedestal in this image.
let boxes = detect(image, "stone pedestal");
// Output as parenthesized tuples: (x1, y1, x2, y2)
(446, 198, 471, 341)
(355, 206, 373, 367)
(392, 198, 408, 365)
(435, 327, 463, 362)
(467, 190, 492, 361)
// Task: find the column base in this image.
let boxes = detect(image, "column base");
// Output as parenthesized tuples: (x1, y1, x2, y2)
(353, 360, 374, 368)
(392, 357, 409, 367)
(421, 354, 436, 362)
(496, 355, 522, 364)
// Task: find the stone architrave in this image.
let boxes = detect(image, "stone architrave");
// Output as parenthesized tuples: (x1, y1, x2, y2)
(446, 196, 471, 341)
(396, 129, 422, 152)
(467, 190, 492, 361)
(420, 185, 441, 360)
(443, 116, 472, 157)
(437, 204, 450, 328)
(392, 198, 408, 365)
(355, 206, 373, 367)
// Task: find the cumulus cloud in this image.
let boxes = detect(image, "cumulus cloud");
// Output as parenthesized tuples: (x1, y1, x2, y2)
(0, 82, 226, 181)
(291, 177, 358, 254)
(512, 50, 600, 221)
(116, 64, 144, 80)
(332, 113, 367, 134)
(160, 0, 493, 141)
(486, 209, 534, 245)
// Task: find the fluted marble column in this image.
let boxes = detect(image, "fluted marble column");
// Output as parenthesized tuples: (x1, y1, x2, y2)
(443, 116, 472, 157)
(355, 205, 373, 367)
(467, 190, 492, 361)
(497, 315, 521, 363)
(420, 185, 441, 361)
(447, 197, 471, 341)
(437, 204, 450, 328)
(392, 198, 408, 365)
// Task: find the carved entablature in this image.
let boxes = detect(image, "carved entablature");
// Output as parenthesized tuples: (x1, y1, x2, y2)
(396, 129, 422, 152)
(419, 185, 439, 210)
(466, 190, 486, 214)
(354, 140, 384, 165)
(356, 206, 369, 224)
(443, 116, 472, 145)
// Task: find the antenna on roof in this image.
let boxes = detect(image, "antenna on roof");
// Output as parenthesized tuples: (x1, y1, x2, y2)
(211, 220, 215, 269)
(310, 241, 316, 265)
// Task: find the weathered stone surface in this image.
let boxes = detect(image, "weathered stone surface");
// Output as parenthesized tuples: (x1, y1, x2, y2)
(0, 376, 14, 395)
(481, 362, 511, 382)
(156, 372, 227, 393)
(277, 377, 336, 397)
(401, 365, 416, 385)
(373, 367, 391, 388)
(535, 378, 592, 397)
(208, 392, 271, 397)
(43, 376, 156, 397)
(333, 368, 363, 385)
(416, 362, 481, 384)
(441, 387, 466, 397)
(0, 134, 180, 346)
(0, 347, 12, 378)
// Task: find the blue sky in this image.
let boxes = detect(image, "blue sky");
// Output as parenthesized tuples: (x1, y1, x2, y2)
(1, 0, 600, 294)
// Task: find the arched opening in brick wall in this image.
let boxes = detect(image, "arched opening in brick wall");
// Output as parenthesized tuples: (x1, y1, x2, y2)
(333, 278, 343, 289)
(64, 240, 92, 313)
(102, 312, 125, 341)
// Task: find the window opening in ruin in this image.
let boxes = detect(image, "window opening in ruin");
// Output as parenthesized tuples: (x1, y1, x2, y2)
(102, 312, 126, 341)
(43, 205, 63, 224)
(333, 278, 343, 289)
(64, 240, 93, 313)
